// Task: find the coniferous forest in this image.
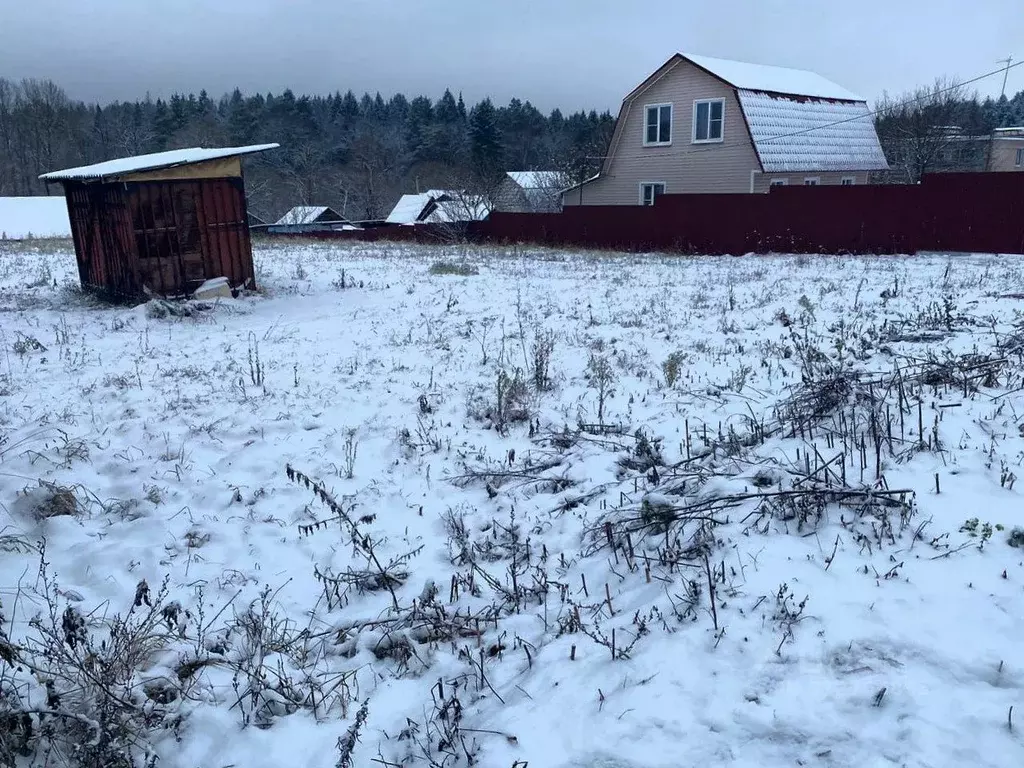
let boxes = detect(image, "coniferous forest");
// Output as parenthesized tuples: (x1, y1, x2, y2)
(1, 77, 1022, 219)
(0, 79, 615, 221)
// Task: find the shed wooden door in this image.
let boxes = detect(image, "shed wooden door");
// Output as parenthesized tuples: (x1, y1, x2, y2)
(173, 187, 204, 284)
(129, 178, 252, 296)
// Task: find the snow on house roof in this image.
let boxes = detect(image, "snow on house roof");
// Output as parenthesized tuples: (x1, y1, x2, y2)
(0, 196, 72, 240)
(386, 193, 433, 225)
(682, 53, 863, 101)
(273, 205, 346, 226)
(424, 193, 490, 224)
(739, 91, 888, 173)
(386, 190, 489, 225)
(39, 144, 279, 182)
(505, 171, 565, 189)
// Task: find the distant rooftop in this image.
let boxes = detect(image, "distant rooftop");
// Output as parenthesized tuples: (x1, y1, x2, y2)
(40, 144, 279, 182)
(506, 171, 565, 189)
(274, 205, 347, 226)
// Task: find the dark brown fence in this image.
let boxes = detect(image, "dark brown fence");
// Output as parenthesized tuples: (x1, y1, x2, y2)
(268, 172, 1024, 256)
(479, 173, 1024, 256)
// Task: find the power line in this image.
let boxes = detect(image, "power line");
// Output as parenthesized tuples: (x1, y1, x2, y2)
(759, 56, 1024, 145)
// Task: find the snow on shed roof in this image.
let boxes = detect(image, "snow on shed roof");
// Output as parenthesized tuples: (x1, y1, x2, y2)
(739, 91, 888, 173)
(39, 144, 279, 182)
(0, 196, 72, 240)
(682, 53, 863, 101)
(273, 206, 346, 226)
(506, 171, 565, 189)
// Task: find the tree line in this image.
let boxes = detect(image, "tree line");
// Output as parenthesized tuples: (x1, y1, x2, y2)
(1, 75, 1022, 217)
(874, 78, 1024, 183)
(0, 78, 614, 220)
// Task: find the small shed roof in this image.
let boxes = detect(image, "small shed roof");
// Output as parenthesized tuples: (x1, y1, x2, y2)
(682, 53, 862, 101)
(0, 196, 72, 240)
(39, 144, 279, 182)
(273, 205, 346, 226)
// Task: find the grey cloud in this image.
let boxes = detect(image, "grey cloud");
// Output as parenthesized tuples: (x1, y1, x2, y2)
(1, 0, 1021, 111)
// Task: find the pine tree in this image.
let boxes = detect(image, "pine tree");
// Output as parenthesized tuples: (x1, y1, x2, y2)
(469, 98, 502, 177)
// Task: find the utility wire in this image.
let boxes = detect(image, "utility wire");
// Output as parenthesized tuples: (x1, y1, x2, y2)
(758, 57, 1024, 144)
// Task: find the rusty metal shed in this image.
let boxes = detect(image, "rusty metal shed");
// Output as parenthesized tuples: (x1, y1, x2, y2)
(40, 143, 278, 299)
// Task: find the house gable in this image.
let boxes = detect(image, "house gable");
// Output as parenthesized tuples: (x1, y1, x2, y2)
(571, 56, 762, 205)
(566, 53, 886, 205)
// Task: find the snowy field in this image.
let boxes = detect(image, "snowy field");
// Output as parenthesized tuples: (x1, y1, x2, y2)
(1, 239, 1023, 768)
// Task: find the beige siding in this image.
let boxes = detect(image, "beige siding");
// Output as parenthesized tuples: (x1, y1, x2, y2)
(116, 157, 243, 183)
(754, 170, 869, 193)
(565, 59, 762, 205)
(987, 139, 1024, 172)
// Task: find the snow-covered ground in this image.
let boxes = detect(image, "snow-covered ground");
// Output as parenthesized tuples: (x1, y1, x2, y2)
(1, 239, 1023, 768)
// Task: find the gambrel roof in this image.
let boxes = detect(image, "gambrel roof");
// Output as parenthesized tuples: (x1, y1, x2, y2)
(613, 53, 888, 175)
(737, 90, 888, 173)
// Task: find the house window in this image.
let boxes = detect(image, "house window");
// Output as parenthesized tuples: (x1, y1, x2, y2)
(640, 182, 666, 206)
(644, 104, 672, 145)
(841, 177, 856, 186)
(770, 179, 788, 187)
(693, 99, 725, 143)
(804, 177, 821, 186)
(1017, 148, 1024, 167)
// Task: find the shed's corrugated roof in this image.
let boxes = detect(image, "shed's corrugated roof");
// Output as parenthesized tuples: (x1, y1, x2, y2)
(39, 144, 279, 182)
(683, 53, 862, 101)
(739, 91, 888, 173)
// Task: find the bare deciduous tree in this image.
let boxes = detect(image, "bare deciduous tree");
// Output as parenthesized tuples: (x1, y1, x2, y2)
(874, 78, 980, 183)
(342, 128, 407, 220)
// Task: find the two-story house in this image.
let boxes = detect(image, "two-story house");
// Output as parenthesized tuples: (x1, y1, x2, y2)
(564, 53, 888, 206)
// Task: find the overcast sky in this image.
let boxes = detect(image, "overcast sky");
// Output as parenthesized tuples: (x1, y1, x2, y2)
(2, 0, 1021, 112)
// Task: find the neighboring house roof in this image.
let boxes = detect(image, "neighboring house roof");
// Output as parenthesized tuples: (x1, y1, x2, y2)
(0, 196, 72, 240)
(273, 206, 346, 226)
(425, 193, 490, 224)
(386, 193, 434, 224)
(39, 144, 279, 182)
(505, 171, 565, 190)
(386, 190, 490, 225)
(504, 171, 567, 212)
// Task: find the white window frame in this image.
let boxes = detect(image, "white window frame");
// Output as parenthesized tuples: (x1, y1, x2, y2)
(643, 103, 673, 146)
(1016, 147, 1024, 167)
(840, 176, 856, 186)
(639, 182, 666, 206)
(692, 98, 725, 144)
(769, 178, 788, 187)
(804, 177, 821, 186)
